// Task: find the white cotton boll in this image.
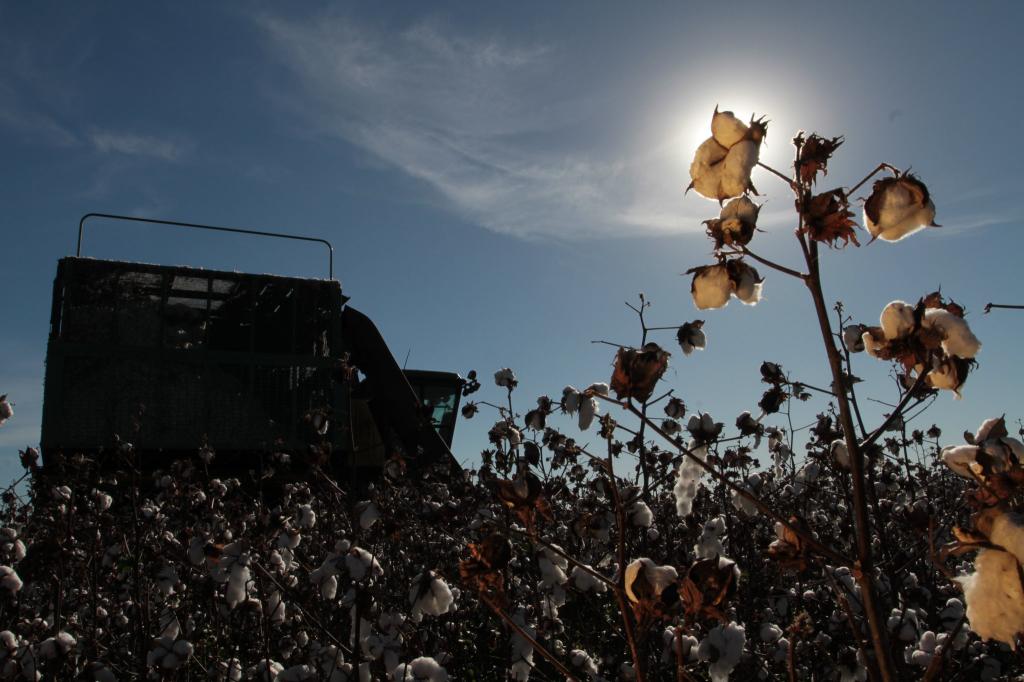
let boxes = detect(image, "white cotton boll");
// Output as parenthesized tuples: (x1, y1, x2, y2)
(698, 622, 746, 682)
(587, 382, 610, 396)
(226, 563, 250, 608)
(690, 138, 729, 200)
(570, 565, 608, 593)
(538, 552, 569, 589)
(494, 368, 517, 389)
(694, 517, 727, 559)
(320, 574, 339, 600)
(0, 396, 12, 427)
(624, 558, 678, 603)
(277, 529, 301, 550)
(692, 265, 732, 310)
(346, 547, 383, 581)
(277, 665, 317, 682)
(880, 301, 915, 340)
(721, 140, 759, 198)
(298, 504, 316, 529)
(397, 657, 449, 682)
(662, 629, 699, 664)
(720, 196, 759, 225)
(266, 590, 286, 625)
(843, 325, 866, 353)
(923, 308, 981, 359)
(925, 360, 961, 396)
(862, 329, 885, 357)
(578, 396, 599, 431)
(759, 623, 783, 643)
(711, 110, 749, 148)
(957, 548, 1024, 647)
(359, 502, 381, 530)
(570, 650, 600, 678)
(864, 178, 937, 242)
(941, 445, 979, 478)
(562, 386, 581, 415)
(988, 512, 1024, 564)
(976, 417, 1005, 442)
(831, 440, 851, 469)
(409, 573, 455, 621)
(732, 266, 762, 305)
(510, 661, 532, 681)
(673, 443, 708, 517)
(172, 639, 194, 659)
(0, 566, 22, 593)
(629, 501, 654, 527)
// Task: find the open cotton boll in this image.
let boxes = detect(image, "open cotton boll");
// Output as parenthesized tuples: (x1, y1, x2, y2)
(880, 301, 915, 340)
(629, 500, 654, 527)
(409, 572, 455, 621)
(721, 140, 759, 198)
(578, 396, 599, 431)
(923, 308, 981, 359)
(562, 386, 581, 415)
(692, 265, 733, 310)
(711, 109, 749, 148)
(346, 547, 384, 581)
(941, 445, 980, 478)
(843, 325, 866, 352)
(0, 566, 22, 594)
(987, 512, 1024, 564)
(694, 516, 727, 559)
(864, 175, 937, 242)
(569, 650, 600, 678)
(358, 501, 382, 530)
(720, 196, 758, 222)
(396, 657, 449, 682)
(690, 138, 729, 199)
(698, 622, 746, 682)
(571, 564, 608, 593)
(732, 264, 763, 305)
(624, 558, 679, 603)
(957, 548, 1024, 647)
(831, 440, 851, 469)
(537, 548, 569, 589)
(674, 443, 708, 517)
(861, 328, 886, 357)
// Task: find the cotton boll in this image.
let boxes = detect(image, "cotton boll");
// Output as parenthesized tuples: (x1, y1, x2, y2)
(987, 512, 1024, 564)
(880, 301, 915, 340)
(831, 440, 851, 469)
(694, 516, 727, 559)
(298, 504, 316, 529)
(720, 196, 759, 225)
(409, 572, 455, 621)
(698, 622, 746, 682)
(957, 548, 1024, 647)
(711, 109, 749, 148)
(570, 565, 608, 593)
(690, 138, 729, 200)
(676, 321, 706, 356)
(358, 502, 382, 530)
(578, 396, 599, 431)
(721, 140, 759, 198)
(346, 547, 384, 581)
(864, 175, 937, 242)
(691, 265, 732, 310)
(569, 650, 600, 678)
(843, 325, 866, 353)
(396, 657, 449, 682)
(629, 501, 654, 528)
(562, 386, 581, 415)
(0, 566, 22, 594)
(861, 328, 886, 357)
(941, 445, 980, 478)
(624, 558, 678, 603)
(923, 308, 981, 359)
(732, 263, 763, 305)
(674, 443, 708, 517)
(0, 396, 12, 427)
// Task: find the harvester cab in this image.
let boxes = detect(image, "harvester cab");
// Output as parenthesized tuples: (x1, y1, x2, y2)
(40, 214, 462, 483)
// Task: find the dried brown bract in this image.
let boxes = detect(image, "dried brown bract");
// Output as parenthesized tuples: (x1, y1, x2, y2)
(610, 343, 671, 403)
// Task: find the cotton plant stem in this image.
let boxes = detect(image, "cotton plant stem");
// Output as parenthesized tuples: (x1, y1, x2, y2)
(800, 236, 898, 682)
(984, 302, 1024, 313)
(478, 593, 581, 682)
(847, 163, 898, 197)
(606, 437, 647, 682)
(757, 161, 799, 190)
(736, 246, 808, 281)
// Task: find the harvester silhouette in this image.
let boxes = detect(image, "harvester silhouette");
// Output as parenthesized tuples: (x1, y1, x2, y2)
(40, 214, 462, 484)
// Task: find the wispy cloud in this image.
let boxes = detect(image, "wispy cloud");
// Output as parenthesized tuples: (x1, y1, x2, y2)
(0, 83, 78, 147)
(258, 12, 702, 240)
(89, 130, 190, 162)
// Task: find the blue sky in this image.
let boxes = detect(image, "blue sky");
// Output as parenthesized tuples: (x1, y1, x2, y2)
(2, 2, 1024, 484)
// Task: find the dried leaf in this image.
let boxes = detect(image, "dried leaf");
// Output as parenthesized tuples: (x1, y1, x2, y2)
(610, 343, 671, 403)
